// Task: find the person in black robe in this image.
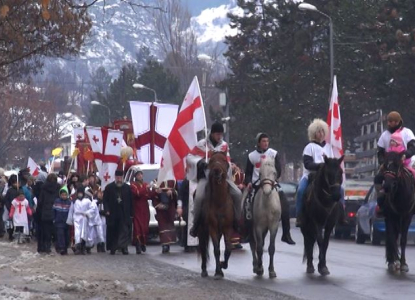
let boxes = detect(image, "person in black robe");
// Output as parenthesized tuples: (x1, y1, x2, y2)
(103, 170, 132, 255)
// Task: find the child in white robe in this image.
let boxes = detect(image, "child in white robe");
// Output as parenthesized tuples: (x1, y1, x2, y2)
(67, 186, 91, 255)
(84, 187, 103, 253)
(9, 190, 32, 243)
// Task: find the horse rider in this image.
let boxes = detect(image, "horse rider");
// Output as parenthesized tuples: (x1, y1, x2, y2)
(188, 122, 242, 237)
(295, 118, 335, 227)
(375, 111, 415, 212)
(244, 133, 295, 245)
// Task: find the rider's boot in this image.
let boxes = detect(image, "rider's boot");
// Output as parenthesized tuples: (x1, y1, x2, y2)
(280, 191, 295, 245)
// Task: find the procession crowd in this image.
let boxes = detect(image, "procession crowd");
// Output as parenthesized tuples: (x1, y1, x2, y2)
(0, 110, 410, 259)
(0, 166, 187, 255)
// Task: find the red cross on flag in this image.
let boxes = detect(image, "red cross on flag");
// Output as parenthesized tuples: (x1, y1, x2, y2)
(326, 76, 345, 179)
(130, 102, 179, 164)
(27, 157, 39, 177)
(157, 76, 207, 182)
(73, 127, 85, 142)
(326, 76, 343, 157)
(85, 127, 123, 190)
(86, 127, 104, 174)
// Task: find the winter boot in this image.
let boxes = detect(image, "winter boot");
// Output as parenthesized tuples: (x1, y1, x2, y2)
(98, 242, 106, 253)
(162, 245, 170, 254)
(135, 242, 142, 254)
(74, 244, 82, 255)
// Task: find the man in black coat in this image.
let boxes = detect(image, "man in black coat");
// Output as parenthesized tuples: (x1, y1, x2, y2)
(37, 173, 59, 253)
(103, 170, 133, 255)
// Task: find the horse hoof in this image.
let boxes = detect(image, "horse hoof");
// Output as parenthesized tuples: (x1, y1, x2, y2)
(388, 261, 401, 273)
(269, 271, 277, 278)
(306, 266, 315, 274)
(400, 264, 409, 273)
(318, 266, 330, 276)
(253, 267, 258, 274)
(201, 270, 208, 278)
(220, 261, 228, 270)
(214, 272, 224, 280)
(256, 266, 264, 276)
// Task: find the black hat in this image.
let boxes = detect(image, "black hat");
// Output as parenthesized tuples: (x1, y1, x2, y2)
(17, 189, 25, 196)
(211, 122, 224, 134)
(115, 170, 124, 176)
(256, 132, 269, 143)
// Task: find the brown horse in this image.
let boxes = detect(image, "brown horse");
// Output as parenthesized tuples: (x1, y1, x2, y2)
(198, 152, 234, 279)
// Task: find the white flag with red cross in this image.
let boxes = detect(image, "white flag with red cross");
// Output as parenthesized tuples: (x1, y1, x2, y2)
(157, 76, 207, 182)
(130, 101, 179, 164)
(73, 127, 85, 142)
(326, 76, 345, 184)
(100, 129, 124, 190)
(86, 127, 104, 174)
(326, 76, 343, 158)
(27, 157, 40, 177)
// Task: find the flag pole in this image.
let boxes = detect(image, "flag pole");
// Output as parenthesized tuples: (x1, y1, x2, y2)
(194, 76, 208, 161)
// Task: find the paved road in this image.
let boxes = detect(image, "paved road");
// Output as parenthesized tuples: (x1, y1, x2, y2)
(146, 223, 415, 300)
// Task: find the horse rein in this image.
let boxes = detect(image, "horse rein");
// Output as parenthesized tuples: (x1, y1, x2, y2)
(260, 178, 277, 189)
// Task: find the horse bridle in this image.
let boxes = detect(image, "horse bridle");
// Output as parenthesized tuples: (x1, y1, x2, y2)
(321, 169, 342, 196)
(260, 178, 277, 189)
(210, 161, 227, 184)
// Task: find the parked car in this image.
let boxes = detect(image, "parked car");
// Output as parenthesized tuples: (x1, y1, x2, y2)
(355, 185, 415, 245)
(334, 180, 372, 239)
(279, 182, 298, 218)
(124, 164, 186, 239)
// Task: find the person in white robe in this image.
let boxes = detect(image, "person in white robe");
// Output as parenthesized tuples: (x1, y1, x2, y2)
(9, 190, 33, 242)
(66, 187, 91, 255)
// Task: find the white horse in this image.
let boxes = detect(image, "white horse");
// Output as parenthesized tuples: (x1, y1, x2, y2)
(249, 156, 282, 278)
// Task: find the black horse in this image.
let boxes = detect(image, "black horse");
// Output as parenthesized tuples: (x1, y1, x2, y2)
(301, 155, 344, 276)
(382, 151, 415, 273)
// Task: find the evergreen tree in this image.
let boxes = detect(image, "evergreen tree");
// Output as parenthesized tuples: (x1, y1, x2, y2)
(88, 67, 112, 126)
(136, 59, 181, 104)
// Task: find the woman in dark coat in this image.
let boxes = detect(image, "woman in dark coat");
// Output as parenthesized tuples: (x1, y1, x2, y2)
(37, 173, 59, 253)
(4, 175, 19, 241)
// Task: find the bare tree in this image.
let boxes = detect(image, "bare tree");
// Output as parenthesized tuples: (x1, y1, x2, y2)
(153, 0, 199, 92)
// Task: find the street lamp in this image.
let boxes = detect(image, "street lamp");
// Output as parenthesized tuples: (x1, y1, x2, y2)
(132, 83, 158, 102)
(299, 2, 334, 96)
(91, 101, 111, 125)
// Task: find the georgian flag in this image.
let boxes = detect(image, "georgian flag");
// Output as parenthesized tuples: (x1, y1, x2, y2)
(157, 76, 207, 182)
(86, 127, 104, 174)
(100, 129, 124, 190)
